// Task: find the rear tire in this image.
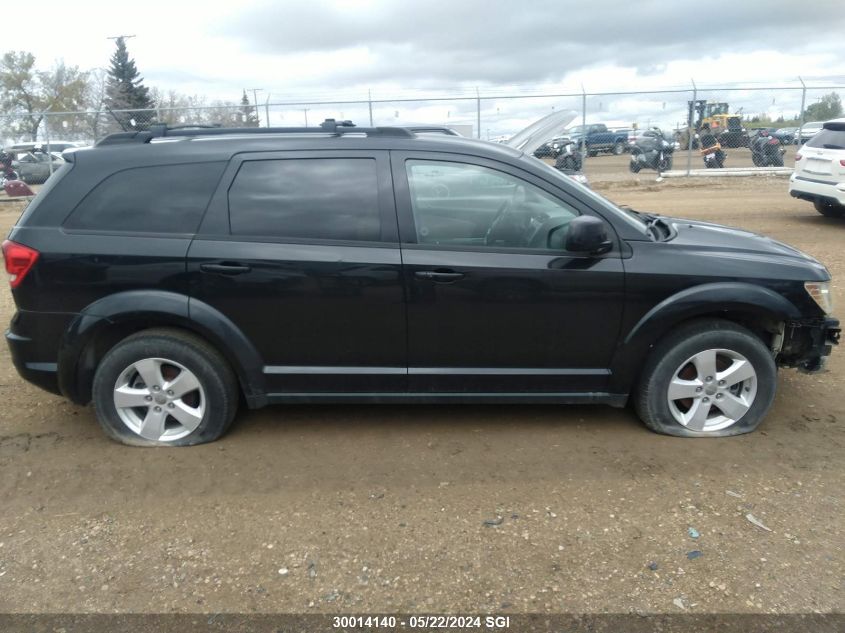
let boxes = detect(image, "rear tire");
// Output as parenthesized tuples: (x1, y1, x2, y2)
(634, 319, 776, 437)
(92, 328, 239, 446)
(814, 200, 845, 218)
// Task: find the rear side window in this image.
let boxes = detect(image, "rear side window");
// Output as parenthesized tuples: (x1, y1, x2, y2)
(806, 128, 845, 150)
(64, 162, 226, 234)
(228, 158, 381, 242)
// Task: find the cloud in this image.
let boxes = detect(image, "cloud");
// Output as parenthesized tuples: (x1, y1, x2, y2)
(219, 0, 845, 85)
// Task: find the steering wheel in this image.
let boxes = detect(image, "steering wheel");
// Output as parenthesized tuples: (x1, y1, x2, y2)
(485, 186, 524, 246)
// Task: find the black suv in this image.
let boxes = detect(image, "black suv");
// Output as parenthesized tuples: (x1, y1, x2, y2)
(3, 120, 840, 446)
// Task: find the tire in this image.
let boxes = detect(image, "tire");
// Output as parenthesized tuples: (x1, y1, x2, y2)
(814, 200, 845, 218)
(751, 153, 762, 167)
(629, 160, 641, 173)
(611, 141, 625, 155)
(92, 328, 239, 446)
(772, 154, 784, 167)
(657, 156, 672, 172)
(588, 150, 598, 158)
(634, 319, 776, 437)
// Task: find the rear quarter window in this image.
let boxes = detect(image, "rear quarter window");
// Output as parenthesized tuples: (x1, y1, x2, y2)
(64, 162, 226, 234)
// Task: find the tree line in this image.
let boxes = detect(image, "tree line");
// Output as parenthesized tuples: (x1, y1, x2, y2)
(0, 37, 259, 143)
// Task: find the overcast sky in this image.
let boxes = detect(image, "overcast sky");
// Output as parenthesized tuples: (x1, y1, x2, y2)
(8, 0, 845, 135)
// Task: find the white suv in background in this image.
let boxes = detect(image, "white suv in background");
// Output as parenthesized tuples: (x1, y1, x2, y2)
(789, 118, 845, 218)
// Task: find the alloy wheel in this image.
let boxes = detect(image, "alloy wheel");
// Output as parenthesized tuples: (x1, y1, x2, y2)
(113, 357, 206, 442)
(666, 348, 757, 432)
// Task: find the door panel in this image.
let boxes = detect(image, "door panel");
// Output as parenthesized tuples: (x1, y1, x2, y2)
(188, 150, 407, 394)
(392, 152, 625, 393)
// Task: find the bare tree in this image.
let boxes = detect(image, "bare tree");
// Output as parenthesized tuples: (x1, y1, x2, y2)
(0, 51, 88, 141)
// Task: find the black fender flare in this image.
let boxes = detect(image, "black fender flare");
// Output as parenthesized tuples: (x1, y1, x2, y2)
(608, 282, 801, 392)
(57, 290, 267, 407)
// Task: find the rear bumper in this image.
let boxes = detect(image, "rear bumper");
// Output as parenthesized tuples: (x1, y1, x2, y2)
(779, 317, 840, 373)
(5, 310, 75, 397)
(789, 174, 845, 206)
(6, 329, 61, 395)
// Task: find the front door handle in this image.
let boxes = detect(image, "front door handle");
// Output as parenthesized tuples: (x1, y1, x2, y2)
(200, 262, 252, 275)
(415, 270, 465, 283)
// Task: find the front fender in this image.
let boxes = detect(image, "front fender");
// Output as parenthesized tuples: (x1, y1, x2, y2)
(609, 282, 801, 392)
(57, 290, 266, 407)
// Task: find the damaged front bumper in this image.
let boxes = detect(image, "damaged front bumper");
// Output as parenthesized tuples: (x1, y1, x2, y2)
(778, 317, 841, 373)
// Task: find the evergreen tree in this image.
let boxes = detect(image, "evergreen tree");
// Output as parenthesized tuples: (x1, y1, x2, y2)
(239, 90, 260, 127)
(105, 37, 154, 130)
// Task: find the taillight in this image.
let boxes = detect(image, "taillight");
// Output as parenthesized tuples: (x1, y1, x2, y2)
(840, 159, 845, 167)
(795, 153, 802, 161)
(2, 240, 39, 288)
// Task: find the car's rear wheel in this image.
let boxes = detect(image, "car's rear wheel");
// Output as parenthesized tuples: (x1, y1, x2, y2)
(92, 328, 238, 446)
(634, 319, 776, 437)
(612, 141, 625, 155)
(814, 200, 845, 218)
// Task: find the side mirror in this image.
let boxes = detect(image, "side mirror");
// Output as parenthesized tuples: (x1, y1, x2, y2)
(556, 216, 612, 254)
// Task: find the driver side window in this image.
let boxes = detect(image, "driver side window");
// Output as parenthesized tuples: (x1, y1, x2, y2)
(405, 159, 577, 250)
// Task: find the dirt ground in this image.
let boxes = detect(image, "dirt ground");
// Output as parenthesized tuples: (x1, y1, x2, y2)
(0, 174, 843, 617)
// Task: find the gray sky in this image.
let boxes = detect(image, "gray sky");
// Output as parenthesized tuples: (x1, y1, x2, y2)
(9, 0, 845, 135)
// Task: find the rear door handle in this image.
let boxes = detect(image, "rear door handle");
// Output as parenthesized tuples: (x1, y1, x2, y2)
(414, 270, 465, 282)
(200, 262, 252, 275)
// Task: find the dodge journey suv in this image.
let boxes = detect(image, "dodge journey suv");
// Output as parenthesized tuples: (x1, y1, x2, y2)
(3, 117, 840, 446)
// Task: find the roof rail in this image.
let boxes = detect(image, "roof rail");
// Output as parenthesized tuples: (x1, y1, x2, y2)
(406, 126, 461, 136)
(96, 119, 415, 146)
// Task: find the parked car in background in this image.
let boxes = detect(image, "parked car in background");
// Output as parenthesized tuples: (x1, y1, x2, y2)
(774, 127, 798, 144)
(797, 121, 825, 144)
(8, 141, 81, 154)
(565, 124, 630, 156)
(11, 151, 65, 184)
(533, 136, 568, 158)
(789, 118, 845, 217)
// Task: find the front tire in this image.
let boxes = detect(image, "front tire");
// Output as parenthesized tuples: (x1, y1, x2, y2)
(814, 200, 845, 218)
(92, 328, 239, 446)
(612, 141, 625, 155)
(634, 319, 776, 437)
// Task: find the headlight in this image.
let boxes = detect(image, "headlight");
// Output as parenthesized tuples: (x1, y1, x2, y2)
(805, 281, 833, 314)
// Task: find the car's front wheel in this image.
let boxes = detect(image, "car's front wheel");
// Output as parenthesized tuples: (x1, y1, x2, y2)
(92, 328, 239, 446)
(634, 319, 776, 437)
(814, 200, 845, 218)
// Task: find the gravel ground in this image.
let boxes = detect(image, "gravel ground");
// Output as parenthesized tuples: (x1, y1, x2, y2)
(0, 175, 842, 616)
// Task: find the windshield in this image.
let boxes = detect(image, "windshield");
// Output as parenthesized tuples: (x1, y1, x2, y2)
(525, 155, 648, 234)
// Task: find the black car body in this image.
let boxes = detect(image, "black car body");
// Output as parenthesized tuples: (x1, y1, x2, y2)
(3, 120, 839, 445)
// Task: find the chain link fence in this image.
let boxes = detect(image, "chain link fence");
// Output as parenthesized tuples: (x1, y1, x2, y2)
(2, 80, 843, 181)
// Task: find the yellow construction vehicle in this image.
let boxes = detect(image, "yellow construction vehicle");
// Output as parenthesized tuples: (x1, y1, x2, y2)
(681, 100, 749, 148)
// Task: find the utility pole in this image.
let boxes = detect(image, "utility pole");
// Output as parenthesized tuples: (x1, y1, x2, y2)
(106, 34, 136, 42)
(248, 88, 263, 126)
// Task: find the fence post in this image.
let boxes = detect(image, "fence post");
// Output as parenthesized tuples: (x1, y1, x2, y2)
(368, 89, 374, 126)
(686, 79, 696, 176)
(580, 85, 587, 161)
(43, 109, 54, 178)
(475, 87, 481, 139)
(797, 76, 806, 145)
(264, 94, 271, 128)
